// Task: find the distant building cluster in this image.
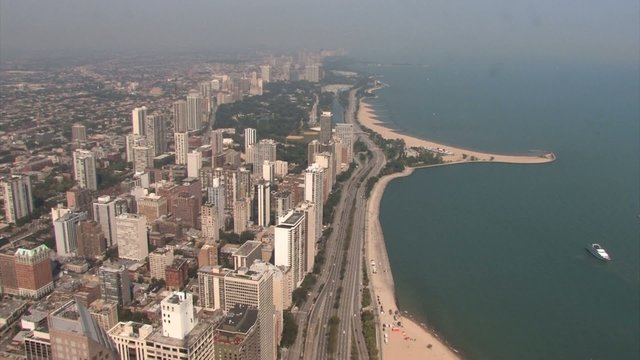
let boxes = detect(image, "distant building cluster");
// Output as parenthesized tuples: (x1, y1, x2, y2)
(0, 49, 354, 360)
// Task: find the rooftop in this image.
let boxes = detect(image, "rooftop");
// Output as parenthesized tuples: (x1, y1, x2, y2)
(234, 240, 262, 257)
(147, 318, 217, 349)
(279, 211, 304, 227)
(216, 304, 258, 335)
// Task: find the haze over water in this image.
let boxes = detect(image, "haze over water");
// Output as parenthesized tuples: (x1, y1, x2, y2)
(369, 62, 639, 359)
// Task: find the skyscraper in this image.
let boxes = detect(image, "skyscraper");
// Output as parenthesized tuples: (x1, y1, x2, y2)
(174, 132, 189, 165)
(244, 127, 257, 151)
(73, 149, 98, 191)
(149, 247, 174, 281)
(187, 151, 202, 178)
(233, 199, 250, 234)
(53, 211, 88, 256)
(254, 139, 277, 176)
(115, 213, 148, 261)
(99, 263, 132, 307)
(201, 202, 219, 243)
(172, 193, 199, 229)
(319, 111, 332, 144)
(206, 177, 226, 229)
(314, 152, 335, 199)
(335, 123, 354, 163)
(145, 114, 167, 156)
(131, 106, 147, 136)
(304, 164, 325, 242)
(186, 91, 204, 131)
(76, 220, 106, 258)
(211, 129, 224, 156)
(48, 300, 119, 360)
(254, 181, 271, 228)
(173, 100, 188, 132)
(274, 191, 292, 223)
(213, 304, 260, 360)
(260, 65, 271, 83)
(222, 262, 277, 360)
(274, 211, 306, 287)
(1, 174, 33, 224)
(307, 139, 321, 166)
(1, 243, 54, 299)
(297, 201, 318, 273)
(133, 145, 154, 173)
(93, 196, 122, 247)
(71, 123, 87, 143)
(125, 134, 146, 163)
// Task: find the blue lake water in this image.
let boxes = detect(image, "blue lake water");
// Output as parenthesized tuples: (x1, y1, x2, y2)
(366, 62, 639, 360)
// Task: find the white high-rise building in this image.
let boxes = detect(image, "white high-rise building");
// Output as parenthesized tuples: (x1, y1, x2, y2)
(1, 174, 34, 224)
(304, 165, 325, 242)
(93, 196, 122, 247)
(244, 128, 257, 151)
(274, 211, 306, 287)
(314, 152, 335, 197)
(53, 211, 87, 256)
(115, 213, 148, 261)
(187, 151, 202, 178)
(206, 178, 225, 230)
(132, 106, 147, 136)
(173, 100, 188, 132)
(174, 132, 189, 165)
(262, 160, 275, 183)
(161, 292, 197, 339)
(149, 248, 174, 281)
(186, 91, 204, 131)
(255, 181, 271, 228)
(145, 114, 167, 156)
(73, 149, 97, 191)
(297, 201, 318, 273)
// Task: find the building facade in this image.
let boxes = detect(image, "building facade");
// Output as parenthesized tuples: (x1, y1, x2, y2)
(1, 174, 34, 224)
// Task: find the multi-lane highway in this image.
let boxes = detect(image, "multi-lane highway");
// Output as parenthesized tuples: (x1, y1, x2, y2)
(286, 87, 386, 360)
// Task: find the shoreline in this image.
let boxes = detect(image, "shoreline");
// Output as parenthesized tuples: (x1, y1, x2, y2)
(360, 84, 556, 359)
(358, 87, 555, 165)
(365, 165, 464, 360)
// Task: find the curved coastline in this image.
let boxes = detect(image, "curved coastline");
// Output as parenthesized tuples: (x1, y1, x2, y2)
(360, 84, 556, 165)
(360, 85, 555, 359)
(366, 165, 464, 360)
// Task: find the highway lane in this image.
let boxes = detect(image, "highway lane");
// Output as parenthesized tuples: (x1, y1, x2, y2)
(287, 86, 387, 360)
(316, 88, 386, 360)
(288, 153, 370, 359)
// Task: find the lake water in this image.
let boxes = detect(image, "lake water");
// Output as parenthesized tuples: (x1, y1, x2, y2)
(368, 61, 639, 360)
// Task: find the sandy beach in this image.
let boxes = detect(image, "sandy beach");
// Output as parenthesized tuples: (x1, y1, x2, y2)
(357, 98, 555, 164)
(366, 167, 462, 360)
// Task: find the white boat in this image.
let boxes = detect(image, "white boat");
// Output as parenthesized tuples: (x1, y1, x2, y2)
(586, 244, 611, 261)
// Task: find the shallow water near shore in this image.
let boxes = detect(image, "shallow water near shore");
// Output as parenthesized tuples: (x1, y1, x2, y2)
(369, 62, 639, 360)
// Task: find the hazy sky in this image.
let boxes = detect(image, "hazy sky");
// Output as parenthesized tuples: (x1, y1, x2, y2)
(1, 0, 638, 64)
